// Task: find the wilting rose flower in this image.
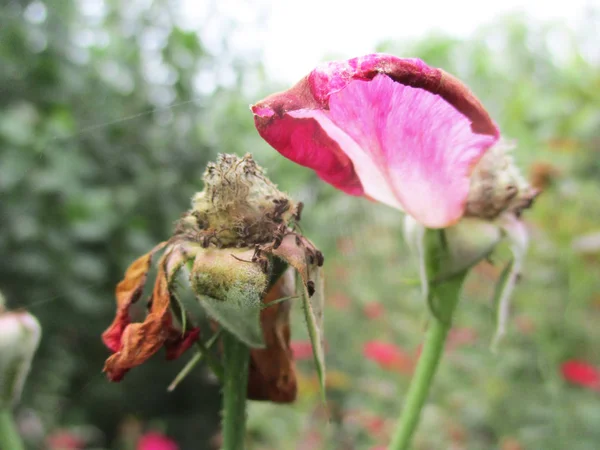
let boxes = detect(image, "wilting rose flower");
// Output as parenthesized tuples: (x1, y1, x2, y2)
(363, 341, 414, 374)
(252, 53, 536, 229)
(137, 431, 179, 450)
(253, 54, 537, 345)
(561, 360, 600, 391)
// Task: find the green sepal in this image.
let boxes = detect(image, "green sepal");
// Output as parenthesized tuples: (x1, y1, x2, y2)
(424, 229, 468, 324)
(195, 293, 264, 348)
(298, 269, 326, 403)
(490, 258, 516, 351)
(191, 248, 269, 348)
(492, 259, 514, 318)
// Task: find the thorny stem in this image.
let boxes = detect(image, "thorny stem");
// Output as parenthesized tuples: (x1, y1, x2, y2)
(389, 273, 464, 450)
(0, 408, 25, 450)
(221, 331, 249, 450)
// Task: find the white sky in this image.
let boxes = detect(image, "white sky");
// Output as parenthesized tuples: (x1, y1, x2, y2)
(179, 0, 596, 84)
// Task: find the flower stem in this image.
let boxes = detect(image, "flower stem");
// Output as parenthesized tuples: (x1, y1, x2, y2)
(0, 408, 24, 450)
(389, 275, 463, 450)
(221, 331, 249, 450)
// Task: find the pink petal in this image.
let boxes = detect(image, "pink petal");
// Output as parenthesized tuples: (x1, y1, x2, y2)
(137, 432, 179, 450)
(290, 340, 315, 361)
(253, 53, 499, 228)
(363, 340, 414, 373)
(253, 112, 363, 195)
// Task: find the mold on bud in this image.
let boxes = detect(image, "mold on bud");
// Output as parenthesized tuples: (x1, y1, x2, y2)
(466, 141, 539, 220)
(191, 248, 270, 347)
(176, 153, 299, 248)
(0, 303, 41, 408)
(184, 154, 324, 346)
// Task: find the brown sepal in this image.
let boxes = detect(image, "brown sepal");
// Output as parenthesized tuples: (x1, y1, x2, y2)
(247, 272, 297, 403)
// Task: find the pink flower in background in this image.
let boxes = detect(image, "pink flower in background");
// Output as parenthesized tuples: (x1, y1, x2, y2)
(253, 53, 509, 228)
(137, 431, 179, 450)
(345, 410, 389, 440)
(291, 340, 329, 361)
(46, 431, 85, 450)
(561, 360, 600, 391)
(447, 327, 478, 351)
(363, 302, 385, 320)
(363, 341, 414, 374)
(290, 340, 315, 360)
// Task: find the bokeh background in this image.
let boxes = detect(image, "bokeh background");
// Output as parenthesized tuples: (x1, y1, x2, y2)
(1, 0, 599, 449)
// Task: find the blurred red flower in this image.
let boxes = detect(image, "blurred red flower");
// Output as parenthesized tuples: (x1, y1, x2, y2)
(329, 292, 352, 310)
(46, 431, 85, 450)
(137, 431, 179, 450)
(447, 327, 478, 351)
(345, 410, 389, 441)
(363, 302, 385, 320)
(561, 360, 600, 391)
(290, 340, 315, 361)
(363, 341, 414, 374)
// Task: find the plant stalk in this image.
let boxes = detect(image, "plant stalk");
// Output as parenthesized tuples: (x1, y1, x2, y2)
(221, 331, 249, 450)
(0, 408, 25, 450)
(389, 277, 462, 450)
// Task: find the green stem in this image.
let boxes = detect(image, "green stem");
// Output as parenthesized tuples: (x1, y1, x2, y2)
(389, 282, 462, 450)
(0, 408, 25, 450)
(221, 331, 249, 450)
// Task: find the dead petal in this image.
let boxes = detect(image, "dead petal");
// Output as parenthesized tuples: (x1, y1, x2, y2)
(102, 242, 167, 352)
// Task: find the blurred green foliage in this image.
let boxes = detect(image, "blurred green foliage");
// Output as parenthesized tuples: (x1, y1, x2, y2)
(1, 0, 599, 449)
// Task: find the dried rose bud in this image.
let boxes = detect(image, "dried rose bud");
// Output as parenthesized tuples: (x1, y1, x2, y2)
(465, 140, 539, 220)
(102, 154, 326, 398)
(178, 153, 298, 249)
(0, 301, 41, 408)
